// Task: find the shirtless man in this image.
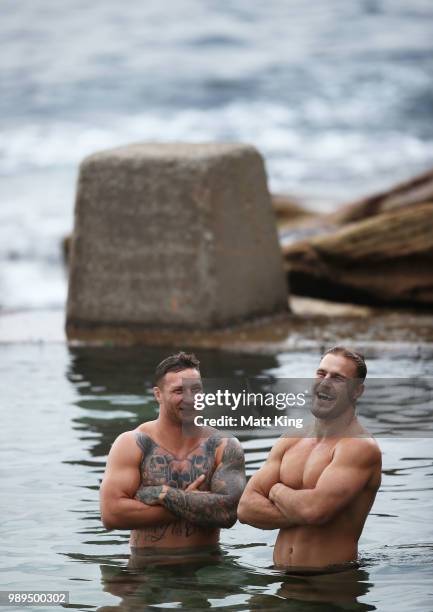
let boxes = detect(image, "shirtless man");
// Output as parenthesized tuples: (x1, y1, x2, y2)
(100, 352, 245, 552)
(237, 346, 381, 570)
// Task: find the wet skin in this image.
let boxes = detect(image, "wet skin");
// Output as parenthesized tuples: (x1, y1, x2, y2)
(131, 428, 244, 548)
(99, 368, 246, 550)
(238, 353, 382, 569)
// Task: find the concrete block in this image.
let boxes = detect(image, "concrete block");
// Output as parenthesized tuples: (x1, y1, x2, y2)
(66, 142, 288, 338)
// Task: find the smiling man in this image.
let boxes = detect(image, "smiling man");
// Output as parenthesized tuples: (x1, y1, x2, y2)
(100, 352, 245, 555)
(238, 346, 381, 571)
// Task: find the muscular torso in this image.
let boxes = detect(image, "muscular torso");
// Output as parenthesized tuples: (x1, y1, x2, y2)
(274, 437, 381, 568)
(130, 428, 222, 549)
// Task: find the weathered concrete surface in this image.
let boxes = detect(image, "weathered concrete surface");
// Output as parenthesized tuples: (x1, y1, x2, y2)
(63, 193, 314, 264)
(66, 143, 288, 340)
(284, 203, 433, 306)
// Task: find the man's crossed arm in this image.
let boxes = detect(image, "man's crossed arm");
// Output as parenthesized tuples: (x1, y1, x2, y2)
(136, 437, 246, 528)
(238, 437, 381, 529)
(100, 432, 245, 530)
(237, 437, 293, 529)
(268, 439, 380, 526)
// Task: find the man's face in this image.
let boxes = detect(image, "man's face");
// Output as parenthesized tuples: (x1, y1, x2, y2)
(311, 353, 363, 420)
(155, 368, 203, 424)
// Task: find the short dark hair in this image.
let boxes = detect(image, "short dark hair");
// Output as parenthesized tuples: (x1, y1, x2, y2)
(323, 346, 367, 382)
(154, 351, 200, 387)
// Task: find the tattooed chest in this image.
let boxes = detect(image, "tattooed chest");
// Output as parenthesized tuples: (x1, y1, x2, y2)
(140, 449, 215, 490)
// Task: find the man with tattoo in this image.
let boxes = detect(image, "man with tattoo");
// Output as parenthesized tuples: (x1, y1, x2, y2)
(238, 346, 382, 571)
(100, 352, 246, 554)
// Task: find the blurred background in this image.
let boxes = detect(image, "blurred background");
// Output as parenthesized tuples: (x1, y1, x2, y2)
(1, 0, 433, 312)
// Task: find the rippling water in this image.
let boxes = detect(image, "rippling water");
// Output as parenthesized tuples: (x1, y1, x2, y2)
(1, 345, 433, 611)
(1, 0, 433, 310)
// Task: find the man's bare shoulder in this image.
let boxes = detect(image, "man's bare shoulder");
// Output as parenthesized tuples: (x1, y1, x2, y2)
(334, 436, 382, 467)
(109, 426, 155, 461)
(102, 431, 145, 477)
(193, 428, 240, 465)
(135, 420, 158, 436)
(217, 435, 244, 464)
(110, 430, 136, 449)
(178, 425, 240, 461)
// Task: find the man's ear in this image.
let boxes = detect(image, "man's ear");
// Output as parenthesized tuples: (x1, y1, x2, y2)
(354, 382, 364, 401)
(153, 385, 162, 404)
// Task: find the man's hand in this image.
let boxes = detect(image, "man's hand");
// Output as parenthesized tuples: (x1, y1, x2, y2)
(184, 474, 206, 492)
(268, 482, 298, 523)
(156, 438, 245, 528)
(237, 437, 296, 529)
(268, 482, 285, 504)
(135, 485, 165, 506)
(136, 474, 206, 506)
(266, 439, 381, 526)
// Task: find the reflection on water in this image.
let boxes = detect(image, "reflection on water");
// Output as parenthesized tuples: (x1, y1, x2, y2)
(1, 344, 433, 611)
(277, 570, 374, 611)
(66, 346, 280, 458)
(98, 555, 375, 611)
(99, 549, 245, 611)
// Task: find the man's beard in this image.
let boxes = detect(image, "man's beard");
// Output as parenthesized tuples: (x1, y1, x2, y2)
(311, 381, 353, 420)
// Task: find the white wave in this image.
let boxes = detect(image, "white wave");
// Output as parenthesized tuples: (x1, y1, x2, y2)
(1, 103, 433, 199)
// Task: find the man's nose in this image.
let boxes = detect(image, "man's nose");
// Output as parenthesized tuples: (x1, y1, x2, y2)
(183, 388, 194, 402)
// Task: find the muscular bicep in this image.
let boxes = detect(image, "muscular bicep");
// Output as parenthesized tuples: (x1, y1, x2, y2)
(312, 441, 381, 516)
(100, 433, 141, 505)
(210, 437, 246, 502)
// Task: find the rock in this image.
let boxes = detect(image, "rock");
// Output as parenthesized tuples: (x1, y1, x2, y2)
(284, 203, 433, 306)
(278, 166, 433, 286)
(66, 142, 288, 342)
(332, 166, 433, 225)
(271, 194, 314, 222)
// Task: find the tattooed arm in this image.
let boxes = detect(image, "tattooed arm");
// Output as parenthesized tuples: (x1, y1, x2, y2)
(99, 431, 177, 530)
(139, 437, 246, 528)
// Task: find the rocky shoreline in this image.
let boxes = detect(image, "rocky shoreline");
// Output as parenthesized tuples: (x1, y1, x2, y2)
(2, 299, 433, 357)
(276, 167, 433, 307)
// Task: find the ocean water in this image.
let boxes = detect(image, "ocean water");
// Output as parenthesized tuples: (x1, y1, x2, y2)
(1, 0, 433, 311)
(1, 345, 433, 611)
